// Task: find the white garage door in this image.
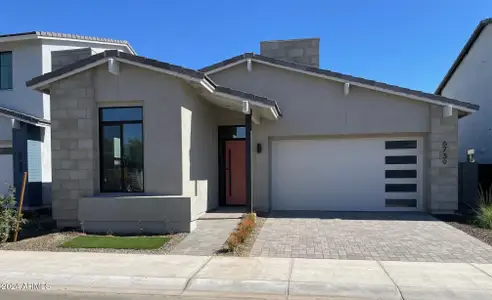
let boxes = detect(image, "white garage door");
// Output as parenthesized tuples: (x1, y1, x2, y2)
(271, 137, 422, 211)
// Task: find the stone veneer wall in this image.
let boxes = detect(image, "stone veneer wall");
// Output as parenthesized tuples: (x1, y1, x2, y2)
(260, 38, 320, 67)
(50, 71, 97, 228)
(427, 104, 459, 213)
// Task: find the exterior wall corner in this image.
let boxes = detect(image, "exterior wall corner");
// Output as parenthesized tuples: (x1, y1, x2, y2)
(427, 105, 459, 214)
(50, 70, 97, 226)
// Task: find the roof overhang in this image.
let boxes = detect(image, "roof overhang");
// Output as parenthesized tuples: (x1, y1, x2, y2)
(435, 18, 492, 95)
(0, 31, 136, 54)
(201, 53, 479, 115)
(0, 106, 50, 128)
(199, 82, 280, 121)
(26, 51, 281, 121)
(27, 51, 205, 92)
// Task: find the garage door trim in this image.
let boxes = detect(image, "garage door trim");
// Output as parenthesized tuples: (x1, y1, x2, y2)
(269, 136, 424, 212)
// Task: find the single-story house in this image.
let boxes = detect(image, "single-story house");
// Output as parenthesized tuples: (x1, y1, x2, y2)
(26, 38, 478, 233)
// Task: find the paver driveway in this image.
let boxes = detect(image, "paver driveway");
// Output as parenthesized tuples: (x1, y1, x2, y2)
(250, 211, 492, 263)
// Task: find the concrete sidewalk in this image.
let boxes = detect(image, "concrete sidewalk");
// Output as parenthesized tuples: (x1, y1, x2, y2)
(1, 251, 492, 300)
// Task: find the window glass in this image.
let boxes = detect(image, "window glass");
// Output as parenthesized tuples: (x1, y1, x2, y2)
(0, 52, 12, 90)
(101, 107, 142, 122)
(100, 107, 144, 192)
(101, 125, 122, 192)
(123, 123, 143, 192)
(219, 126, 245, 139)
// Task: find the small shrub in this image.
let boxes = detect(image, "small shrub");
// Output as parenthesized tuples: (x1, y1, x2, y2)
(222, 212, 257, 253)
(0, 186, 25, 243)
(246, 212, 257, 223)
(476, 186, 492, 229)
(227, 233, 240, 251)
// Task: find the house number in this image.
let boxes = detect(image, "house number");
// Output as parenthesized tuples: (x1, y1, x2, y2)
(441, 141, 448, 165)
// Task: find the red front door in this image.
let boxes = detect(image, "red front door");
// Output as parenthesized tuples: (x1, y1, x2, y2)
(225, 140, 246, 205)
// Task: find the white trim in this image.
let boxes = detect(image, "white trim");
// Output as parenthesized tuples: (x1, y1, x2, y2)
(214, 91, 279, 119)
(205, 58, 476, 113)
(115, 58, 202, 83)
(29, 59, 110, 90)
(204, 59, 247, 75)
(0, 112, 50, 128)
(0, 34, 136, 54)
(200, 80, 215, 93)
(29, 55, 281, 120)
(30, 57, 203, 92)
(108, 58, 119, 75)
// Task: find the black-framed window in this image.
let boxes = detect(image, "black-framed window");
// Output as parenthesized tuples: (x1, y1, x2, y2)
(99, 107, 143, 193)
(218, 126, 245, 140)
(0, 52, 13, 90)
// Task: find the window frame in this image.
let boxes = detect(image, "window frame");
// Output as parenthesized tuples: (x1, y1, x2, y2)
(98, 106, 144, 193)
(0, 51, 13, 90)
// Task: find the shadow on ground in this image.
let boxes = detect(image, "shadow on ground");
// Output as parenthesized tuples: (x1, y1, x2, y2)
(267, 210, 438, 221)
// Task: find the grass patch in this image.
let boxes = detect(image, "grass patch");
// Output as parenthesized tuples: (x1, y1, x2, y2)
(61, 235, 171, 250)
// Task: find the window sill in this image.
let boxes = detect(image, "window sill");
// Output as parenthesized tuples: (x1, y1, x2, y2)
(0, 89, 13, 92)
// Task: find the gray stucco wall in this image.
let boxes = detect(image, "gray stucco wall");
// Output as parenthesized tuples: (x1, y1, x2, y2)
(440, 24, 492, 163)
(78, 195, 195, 233)
(209, 62, 458, 213)
(50, 63, 219, 231)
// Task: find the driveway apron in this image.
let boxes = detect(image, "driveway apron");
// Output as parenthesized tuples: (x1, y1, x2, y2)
(250, 211, 492, 263)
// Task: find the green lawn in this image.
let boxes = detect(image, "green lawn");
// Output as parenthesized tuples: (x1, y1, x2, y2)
(61, 235, 171, 250)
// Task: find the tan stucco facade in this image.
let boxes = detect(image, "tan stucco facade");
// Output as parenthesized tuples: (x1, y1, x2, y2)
(48, 59, 459, 233)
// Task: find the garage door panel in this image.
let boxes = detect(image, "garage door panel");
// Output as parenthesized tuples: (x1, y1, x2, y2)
(271, 137, 422, 211)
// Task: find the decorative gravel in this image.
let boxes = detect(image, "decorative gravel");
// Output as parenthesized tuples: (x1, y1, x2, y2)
(0, 231, 188, 255)
(216, 216, 266, 257)
(435, 214, 492, 247)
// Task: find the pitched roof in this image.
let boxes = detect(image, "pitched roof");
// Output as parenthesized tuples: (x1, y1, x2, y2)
(27, 50, 204, 88)
(0, 105, 50, 127)
(26, 50, 281, 116)
(201, 53, 479, 112)
(435, 18, 492, 94)
(0, 31, 135, 54)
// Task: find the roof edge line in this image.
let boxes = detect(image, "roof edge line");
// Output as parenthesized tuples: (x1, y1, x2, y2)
(202, 53, 478, 112)
(435, 18, 492, 94)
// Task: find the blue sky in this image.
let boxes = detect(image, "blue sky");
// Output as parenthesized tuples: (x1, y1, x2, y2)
(1, 0, 491, 92)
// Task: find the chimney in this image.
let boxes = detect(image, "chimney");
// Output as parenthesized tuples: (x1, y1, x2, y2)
(260, 38, 320, 68)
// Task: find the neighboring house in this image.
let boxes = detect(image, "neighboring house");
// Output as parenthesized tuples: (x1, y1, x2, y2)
(436, 18, 492, 163)
(0, 31, 134, 209)
(26, 38, 478, 233)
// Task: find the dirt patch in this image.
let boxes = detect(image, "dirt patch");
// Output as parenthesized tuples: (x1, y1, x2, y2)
(435, 213, 492, 247)
(0, 231, 187, 255)
(216, 216, 266, 257)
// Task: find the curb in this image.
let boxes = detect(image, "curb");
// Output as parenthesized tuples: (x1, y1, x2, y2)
(0, 272, 186, 295)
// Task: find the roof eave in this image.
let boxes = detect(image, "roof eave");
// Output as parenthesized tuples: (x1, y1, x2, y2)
(0, 32, 136, 55)
(435, 18, 492, 94)
(202, 53, 478, 113)
(26, 50, 205, 91)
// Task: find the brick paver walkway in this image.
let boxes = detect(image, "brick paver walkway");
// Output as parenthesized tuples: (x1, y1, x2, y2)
(250, 211, 492, 263)
(169, 219, 238, 256)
